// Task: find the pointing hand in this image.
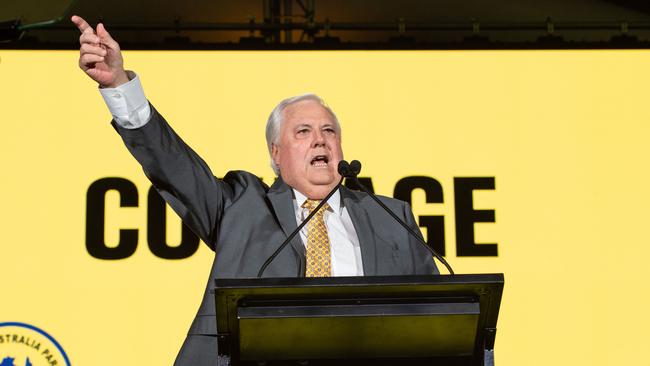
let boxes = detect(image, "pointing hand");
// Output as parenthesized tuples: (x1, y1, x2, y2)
(72, 15, 129, 88)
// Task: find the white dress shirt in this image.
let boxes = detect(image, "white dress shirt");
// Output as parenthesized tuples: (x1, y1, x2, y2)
(99, 72, 364, 276)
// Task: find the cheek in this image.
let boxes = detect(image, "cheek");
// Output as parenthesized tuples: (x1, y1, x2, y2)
(281, 146, 308, 167)
(331, 140, 343, 158)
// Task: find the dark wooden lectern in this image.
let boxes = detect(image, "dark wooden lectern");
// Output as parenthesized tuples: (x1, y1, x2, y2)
(214, 274, 503, 366)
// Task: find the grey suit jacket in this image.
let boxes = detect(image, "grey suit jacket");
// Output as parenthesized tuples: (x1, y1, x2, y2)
(114, 105, 437, 366)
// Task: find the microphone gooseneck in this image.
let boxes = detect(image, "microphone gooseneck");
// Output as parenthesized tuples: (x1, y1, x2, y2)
(257, 171, 346, 278)
(346, 160, 455, 275)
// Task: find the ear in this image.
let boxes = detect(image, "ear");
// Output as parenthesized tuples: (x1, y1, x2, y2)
(271, 143, 280, 168)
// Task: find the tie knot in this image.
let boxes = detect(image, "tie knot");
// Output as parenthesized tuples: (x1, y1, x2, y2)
(302, 199, 329, 215)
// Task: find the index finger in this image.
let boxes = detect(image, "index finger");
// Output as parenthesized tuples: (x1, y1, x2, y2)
(71, 15, 94, 34)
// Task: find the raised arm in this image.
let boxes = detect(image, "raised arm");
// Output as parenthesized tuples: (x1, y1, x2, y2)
(72, 15, 248, 248)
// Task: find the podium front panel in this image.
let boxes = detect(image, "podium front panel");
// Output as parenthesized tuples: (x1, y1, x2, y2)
(238, 302, 480, 359)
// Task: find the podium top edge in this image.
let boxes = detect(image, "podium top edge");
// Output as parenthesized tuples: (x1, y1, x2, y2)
(214, 273, 504, 290)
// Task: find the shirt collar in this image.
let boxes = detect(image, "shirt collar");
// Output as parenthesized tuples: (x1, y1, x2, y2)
(293, 188, 341, 214)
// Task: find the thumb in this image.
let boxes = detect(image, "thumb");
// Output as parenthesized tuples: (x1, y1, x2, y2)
(96, 23, 119, 50)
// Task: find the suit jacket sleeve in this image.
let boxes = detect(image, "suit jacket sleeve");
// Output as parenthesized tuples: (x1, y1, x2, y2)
(112, 103, 242, 249)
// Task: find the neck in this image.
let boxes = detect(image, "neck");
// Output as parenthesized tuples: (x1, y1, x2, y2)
(288, 181, 339, 200)
(302, 184, 338, 200)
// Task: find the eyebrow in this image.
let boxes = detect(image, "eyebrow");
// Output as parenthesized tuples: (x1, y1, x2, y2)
(293, 123, 337, 130)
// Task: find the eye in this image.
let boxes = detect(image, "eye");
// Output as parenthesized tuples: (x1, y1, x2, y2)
(323, 127, 336, 134)
(296, 127, 311, 137)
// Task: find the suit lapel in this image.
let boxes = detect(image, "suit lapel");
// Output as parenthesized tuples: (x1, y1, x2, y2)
(266, 177, 305, 259)
(341, 187, 377, 276)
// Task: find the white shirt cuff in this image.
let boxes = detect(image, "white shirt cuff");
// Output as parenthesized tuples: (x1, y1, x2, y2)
(99, 70, 151, 129)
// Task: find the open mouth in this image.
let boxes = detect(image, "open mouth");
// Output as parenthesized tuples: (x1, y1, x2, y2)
(310, 155, 330, 168)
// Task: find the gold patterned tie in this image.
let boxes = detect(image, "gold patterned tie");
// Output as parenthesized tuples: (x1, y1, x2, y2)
(302, 199, 331, 277)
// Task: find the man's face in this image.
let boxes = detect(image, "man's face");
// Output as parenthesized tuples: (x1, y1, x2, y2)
(272, 99, 343, 199)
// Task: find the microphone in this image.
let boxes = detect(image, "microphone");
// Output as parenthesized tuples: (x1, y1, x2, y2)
(349, 160, 361, 176)
(344, 160, 455, 275)
(338, 159, 353, 177)
(338, 159, 360, 178)
(257, 162, 348, 278)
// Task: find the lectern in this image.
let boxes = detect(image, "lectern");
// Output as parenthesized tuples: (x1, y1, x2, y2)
(214, 274, 503, 366)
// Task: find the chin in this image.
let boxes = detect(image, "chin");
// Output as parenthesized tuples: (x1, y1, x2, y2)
(309, 171, 337, 185)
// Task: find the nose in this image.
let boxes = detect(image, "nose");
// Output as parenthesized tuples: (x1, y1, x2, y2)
(312, 129, 326, 147)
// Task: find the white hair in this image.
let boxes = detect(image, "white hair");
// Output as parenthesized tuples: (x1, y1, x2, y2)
(265, 93, 341, 175)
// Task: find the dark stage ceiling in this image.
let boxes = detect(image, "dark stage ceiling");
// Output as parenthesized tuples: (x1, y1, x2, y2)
(2, 0, 650, 49)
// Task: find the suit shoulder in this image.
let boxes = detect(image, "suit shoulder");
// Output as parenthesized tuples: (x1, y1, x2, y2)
(221, 170, 270, 192)
(377, 194, 409, 211)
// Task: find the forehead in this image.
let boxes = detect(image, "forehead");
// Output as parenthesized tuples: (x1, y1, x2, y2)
(281, 99, 336, 128)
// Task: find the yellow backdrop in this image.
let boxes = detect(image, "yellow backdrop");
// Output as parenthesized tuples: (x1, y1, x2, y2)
(1, 50, 649, 365)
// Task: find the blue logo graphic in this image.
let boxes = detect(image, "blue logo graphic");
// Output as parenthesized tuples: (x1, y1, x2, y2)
(1, 356, 33, 366)
(0, 322, 71, 366)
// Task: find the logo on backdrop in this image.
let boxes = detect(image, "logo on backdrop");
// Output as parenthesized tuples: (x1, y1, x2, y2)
(0, 322, 70, 366)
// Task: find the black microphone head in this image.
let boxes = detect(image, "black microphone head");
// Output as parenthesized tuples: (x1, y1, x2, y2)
(350, 160, 362, 175)
(338, 160, 351, 176)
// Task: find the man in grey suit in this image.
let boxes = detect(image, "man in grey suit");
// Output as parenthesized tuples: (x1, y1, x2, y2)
(73, 15, 437, 366)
